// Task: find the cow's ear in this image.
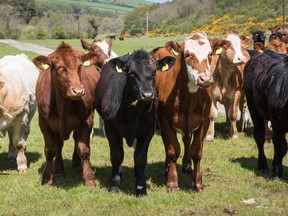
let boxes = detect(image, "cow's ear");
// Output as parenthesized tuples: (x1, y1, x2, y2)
(156, 56, 176, 72)
(213, 40, 231, 54)
(33, 55, 50, 71)
(109, 56, 129, 73)
(165, 41, 180, 56)
(242, 38, 253, 49)
(0, 81, 4, 89)
(80, 37, 93, 51)
(81, 52, 99, 66)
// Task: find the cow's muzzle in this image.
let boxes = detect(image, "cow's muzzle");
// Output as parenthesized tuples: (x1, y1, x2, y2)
(197, 73, 214, 88)
(69, 87, 85, 100)
(140, 91, 156, 102)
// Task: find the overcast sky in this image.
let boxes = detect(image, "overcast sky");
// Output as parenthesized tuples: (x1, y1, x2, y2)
(148, 0, 172, 3)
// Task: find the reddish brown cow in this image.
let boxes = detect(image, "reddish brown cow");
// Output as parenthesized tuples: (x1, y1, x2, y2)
(155, 33, 213, 192)
(205, 33, 252, 141)
(33, 42, 100, 187)
(266, 39, 287, 54)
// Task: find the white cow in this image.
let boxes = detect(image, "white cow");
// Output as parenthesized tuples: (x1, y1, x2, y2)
(0, 54, 38, 172)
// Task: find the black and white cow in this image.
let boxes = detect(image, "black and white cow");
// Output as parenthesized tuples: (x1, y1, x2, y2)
(95, 50, 175, 196)
(243, 50, 288, 178)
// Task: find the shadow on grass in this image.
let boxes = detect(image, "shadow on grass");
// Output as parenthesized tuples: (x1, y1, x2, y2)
(231, 156, 288, 183)
(0, 151, 41, 173)
(38, 158, 194, 195)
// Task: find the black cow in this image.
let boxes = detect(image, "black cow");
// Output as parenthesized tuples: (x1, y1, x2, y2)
(243, 50, 288, 178)
(95, 50, 175, 196)
(252, 30, 266, 46)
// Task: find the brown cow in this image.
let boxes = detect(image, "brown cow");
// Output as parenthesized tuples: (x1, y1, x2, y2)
(33, 42, 100, 187)
(155, 33, 213, 192)
(266, 39, 287, 55)
(205, 33, 253, 141)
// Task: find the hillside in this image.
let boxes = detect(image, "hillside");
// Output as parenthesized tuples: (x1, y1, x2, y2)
(123, 0, 288, 36)
(35, 0, 153, 16)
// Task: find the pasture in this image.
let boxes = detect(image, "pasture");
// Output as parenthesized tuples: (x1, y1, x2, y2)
(0, 38, 288, 216)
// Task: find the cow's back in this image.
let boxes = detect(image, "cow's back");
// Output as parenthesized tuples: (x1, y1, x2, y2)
(244, 50, 288, 120)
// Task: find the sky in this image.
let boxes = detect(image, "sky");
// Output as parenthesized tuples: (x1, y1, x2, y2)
(148, 0, 172, 3)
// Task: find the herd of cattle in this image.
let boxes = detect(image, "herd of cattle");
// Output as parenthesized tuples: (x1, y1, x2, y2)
(0, 26, 288, 196)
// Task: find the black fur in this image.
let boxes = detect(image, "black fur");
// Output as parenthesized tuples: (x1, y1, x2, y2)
(95, 50, 175, 196)
(244, 50, 288, 178)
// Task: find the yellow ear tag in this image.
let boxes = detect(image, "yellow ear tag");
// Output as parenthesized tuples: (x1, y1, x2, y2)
(42, 63, 49, 70)
(172, 48, 179, 56)
(162, 63, 169, 71)
(116, 65, 123, 73)
(215, 47, 223, 55)
(83, 60, 91, 66)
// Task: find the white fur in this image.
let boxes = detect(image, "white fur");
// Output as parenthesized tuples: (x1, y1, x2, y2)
(94, 40, 118, 59)
(184, 33, 212, 93)
(0, 54, 39, 171)
(226, 34, 246, 64)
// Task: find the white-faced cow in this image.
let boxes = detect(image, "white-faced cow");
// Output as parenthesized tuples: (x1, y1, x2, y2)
(0, 54, 38, 172)
(205, 33, 253, 141)
(95, 50, 175, 196)
(154, 33, 214, 192)
(244, 50, 288, 178)
(33, 42, 100, 187)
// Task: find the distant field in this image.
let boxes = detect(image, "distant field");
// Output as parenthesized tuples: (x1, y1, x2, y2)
(35, 0, 152, 15)
(22, 35, 185, 56)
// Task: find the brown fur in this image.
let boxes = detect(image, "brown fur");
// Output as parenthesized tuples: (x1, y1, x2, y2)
(33, 43, 100, 187)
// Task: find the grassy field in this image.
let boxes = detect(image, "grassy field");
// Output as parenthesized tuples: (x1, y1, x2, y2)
(0, 39, 288, 215)
(35, 0, 152, 15)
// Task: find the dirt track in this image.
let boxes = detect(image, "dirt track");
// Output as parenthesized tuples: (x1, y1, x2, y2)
(0, 39, 53, 56)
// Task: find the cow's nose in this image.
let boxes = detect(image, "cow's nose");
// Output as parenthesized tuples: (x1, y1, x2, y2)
(141, 91, 154, 101)
(72, 88, 85, 96)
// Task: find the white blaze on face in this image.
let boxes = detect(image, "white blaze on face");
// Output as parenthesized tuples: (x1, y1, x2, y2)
(94, 40, 118, 59)
(226, 34, 246, 64)
(184, 33, 212, 92)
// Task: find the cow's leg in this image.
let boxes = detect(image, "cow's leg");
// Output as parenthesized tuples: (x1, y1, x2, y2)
(134, 128, 154, 196)
(228, 90, 241, 139)
(8, 123, 28, 173)
(39, 117, 59, 186)
(158, 113, 180, 192)
(182, 134, 192, 175)
(72, 132, 81, 168)
(271, 127, 287, 179)
(205, 101, 218, 142)
(75, 118, 95, 187)
(246, 96, 267, 173)
(54, 140, 64, 176)
(239, 93, 250, 132)
(105, 122, 123, 193)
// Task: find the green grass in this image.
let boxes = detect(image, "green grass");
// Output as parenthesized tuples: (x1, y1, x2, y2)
(0, 39, 288, 215)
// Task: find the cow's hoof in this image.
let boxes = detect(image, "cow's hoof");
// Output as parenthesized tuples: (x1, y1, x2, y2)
(182, 164, 192, 175)
(109, 186, 120, 193)
(231, 134, 238, 139)
(192, 183, 204, 192)
(18, 168, 28, 173)
(205, 135, 214, 142)
(166, 186, 179, 193)
(84, 180, 96, 188)
(258, 168, 268, 174)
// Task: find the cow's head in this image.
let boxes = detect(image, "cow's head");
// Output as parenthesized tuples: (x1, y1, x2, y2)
(33, 42, 99, 100)
(252, 30, 266, 44)
(183, 33, 213, 92)
(109, 50, 175, 102)
(80, 37, 112, 68)
(212, 33, 248, 65)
